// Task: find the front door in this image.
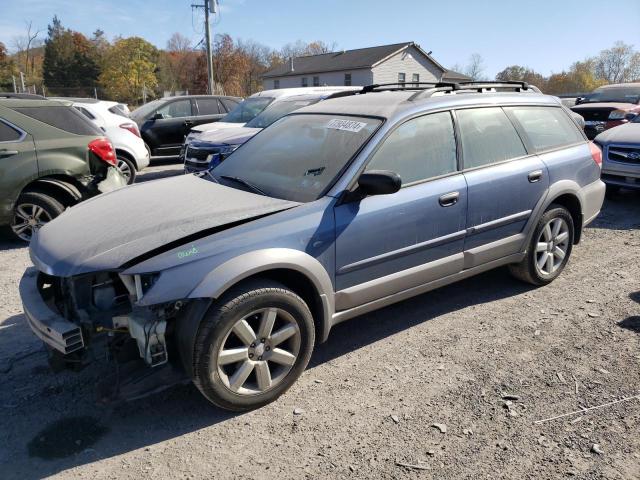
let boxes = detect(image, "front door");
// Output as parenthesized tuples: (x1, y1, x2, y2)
(151, 98, 195, 156)
(334, 111, 467, 311)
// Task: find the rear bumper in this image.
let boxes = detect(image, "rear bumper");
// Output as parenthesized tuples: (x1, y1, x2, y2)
(19, 267, 84, 354)
(582, 179, 606, 227)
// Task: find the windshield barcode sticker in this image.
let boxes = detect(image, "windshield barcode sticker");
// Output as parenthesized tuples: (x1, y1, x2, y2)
(326, 119, 367, 132)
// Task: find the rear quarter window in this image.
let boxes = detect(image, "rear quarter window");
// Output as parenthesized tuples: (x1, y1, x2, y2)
(11, 106, 101, 136)
(506, 106, 585, 152)
(0, 120, 23, 142)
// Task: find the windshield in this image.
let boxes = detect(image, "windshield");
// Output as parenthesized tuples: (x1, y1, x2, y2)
(582, 87, 640, 104)
(245, 98, 319, 129)
(131, 99, 166, 120)
(213, 114, 382, 202)
(221, 97, 273, 123)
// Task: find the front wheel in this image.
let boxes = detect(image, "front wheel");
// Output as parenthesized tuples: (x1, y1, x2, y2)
(509, 205, 574, 286)
(192, 280, 315, 411)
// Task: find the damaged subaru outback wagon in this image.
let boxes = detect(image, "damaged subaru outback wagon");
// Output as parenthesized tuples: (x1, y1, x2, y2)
(20, 82, 605, 411)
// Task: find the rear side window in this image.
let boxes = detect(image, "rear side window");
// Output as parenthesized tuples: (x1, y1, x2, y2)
(12, 106, 101, 136)
(220, 98, 240, 111)
(74, 106, 96, 120)
(197, 98, 222, 115)
(457, 107, 527, 169)
(366, 111, 458, 185)
(0, 120, 22, 142)
(506, 106, 584, 151)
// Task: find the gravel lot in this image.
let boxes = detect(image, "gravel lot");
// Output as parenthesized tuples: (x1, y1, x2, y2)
(0, 163, 639, 479)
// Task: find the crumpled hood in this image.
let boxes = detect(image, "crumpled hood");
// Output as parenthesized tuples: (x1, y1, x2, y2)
(197, 126, 261, 145)
(30, 174, 299, 277)
(595, 122, 640, 144)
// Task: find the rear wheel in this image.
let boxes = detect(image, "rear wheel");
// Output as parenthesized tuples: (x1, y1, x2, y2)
(116, 154, 137, 184)
(192, 280, 315, 411)
(509, 205, 574, 286)
(11, 192, 65, 242)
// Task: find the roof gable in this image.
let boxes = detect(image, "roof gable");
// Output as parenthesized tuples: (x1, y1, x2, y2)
(262, 42, 445, 78)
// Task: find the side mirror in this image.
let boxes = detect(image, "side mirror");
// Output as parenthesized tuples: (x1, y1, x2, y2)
(152, 112, 166, 120)
(624, 112, 638, 121)
(358, 170, 401, 196)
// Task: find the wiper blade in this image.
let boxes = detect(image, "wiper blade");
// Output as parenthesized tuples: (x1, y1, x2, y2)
(219, 175, 267, 196)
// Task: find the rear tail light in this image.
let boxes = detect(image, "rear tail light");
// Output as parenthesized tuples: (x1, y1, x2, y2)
(120, 122, 141, 138)
(589, 141, 602, 168)
(88, 138, 117, 166)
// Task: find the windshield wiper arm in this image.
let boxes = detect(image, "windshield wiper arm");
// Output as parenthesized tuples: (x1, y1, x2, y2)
(219, 175, 267, 196)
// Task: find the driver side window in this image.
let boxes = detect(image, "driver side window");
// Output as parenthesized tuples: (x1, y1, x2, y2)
(365, 111, 458, 186)
(156, 99, 192, 118)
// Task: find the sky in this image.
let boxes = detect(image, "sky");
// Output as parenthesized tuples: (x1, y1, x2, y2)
(1, 0, 639, 78)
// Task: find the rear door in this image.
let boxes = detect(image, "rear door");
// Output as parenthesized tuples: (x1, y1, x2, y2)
(151, 98, 194, 155)
(0, 112, 37, 223)
(193, 97, 226, 128)
(334, 111, 467, 311)
(457, 107, 548, 267)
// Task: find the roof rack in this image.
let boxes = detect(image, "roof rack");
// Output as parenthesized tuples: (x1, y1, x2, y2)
(360, 82, 458, 93)
(455, 81, 541, 93)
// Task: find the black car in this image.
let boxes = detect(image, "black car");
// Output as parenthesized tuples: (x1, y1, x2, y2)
(130, 95, 241, 158)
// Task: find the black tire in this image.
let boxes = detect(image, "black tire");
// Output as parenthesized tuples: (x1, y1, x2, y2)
(605, 184, 621, 199)
(11, 192, 65, 242)
(116, 154, 137, 185)
(509, 205, 574, 286)
(192, 280, 315, 411)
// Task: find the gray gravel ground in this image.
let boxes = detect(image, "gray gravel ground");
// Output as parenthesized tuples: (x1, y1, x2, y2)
(0, 164, 638, 479)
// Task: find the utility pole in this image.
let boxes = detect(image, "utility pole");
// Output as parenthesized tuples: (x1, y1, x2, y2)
(193, 0, 217, 95)
(12, 75, 17, 93)
(19, 72, 26, 93)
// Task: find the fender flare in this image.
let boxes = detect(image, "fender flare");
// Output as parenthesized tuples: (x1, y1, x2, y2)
(519, 179, 584, 251)
(27, 177, 84, 205)
(189, 248, 335, 333)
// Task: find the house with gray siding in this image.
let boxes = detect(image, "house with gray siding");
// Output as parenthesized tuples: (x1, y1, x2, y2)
(261, 42, 469, 90)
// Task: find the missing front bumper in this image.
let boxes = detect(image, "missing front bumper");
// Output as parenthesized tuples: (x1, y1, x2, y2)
(19, 267, 85, 354)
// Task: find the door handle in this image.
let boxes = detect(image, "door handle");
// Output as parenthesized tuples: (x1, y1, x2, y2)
(0, 149, 18, 158)
(528, 170, 543, 183)
(439, 191, 459, 207)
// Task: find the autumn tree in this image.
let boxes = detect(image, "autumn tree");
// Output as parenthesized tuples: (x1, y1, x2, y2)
(495, 65, 547, 89)
(42, 16, 100, 94)
(594, 41, 640, 83)
(12, 21, 43, 81)
(0, 42, 18, 90)
(99, 37, 158, 103)
(157, 33, 197, 94)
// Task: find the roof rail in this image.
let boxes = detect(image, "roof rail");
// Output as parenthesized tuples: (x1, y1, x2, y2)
(360, 82, 458, 93)
(455, 81, 541, 93)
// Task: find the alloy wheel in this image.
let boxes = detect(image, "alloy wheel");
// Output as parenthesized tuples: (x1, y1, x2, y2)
(11, 203, 53, 241)
(535, 217, 570, 276)
(216, 307, 301, 395)
(117, 158, 132, 183)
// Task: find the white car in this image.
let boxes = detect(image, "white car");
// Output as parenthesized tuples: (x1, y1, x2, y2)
(55, 98, 150, 184)
(182, 87, 362, 147)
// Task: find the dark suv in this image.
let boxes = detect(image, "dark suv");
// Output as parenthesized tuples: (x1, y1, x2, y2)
(130, 95, 242, 158)
(0, 98, 124, 241)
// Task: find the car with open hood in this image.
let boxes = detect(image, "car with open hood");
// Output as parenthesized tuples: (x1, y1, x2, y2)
(572, 83, 640, 139)
(594, 114, 640, 193)
(21, 81, 605, 411)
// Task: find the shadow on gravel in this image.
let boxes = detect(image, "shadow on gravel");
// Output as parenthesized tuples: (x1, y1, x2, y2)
(0, 227, 26, 250)
(618, 317, 640, 334)
(7, 267, 534, 480)
(589, 190, 640, 231)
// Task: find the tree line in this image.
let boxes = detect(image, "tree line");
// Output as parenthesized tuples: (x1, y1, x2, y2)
(0, 16, 334, 104)
(0, 16, 638, 104)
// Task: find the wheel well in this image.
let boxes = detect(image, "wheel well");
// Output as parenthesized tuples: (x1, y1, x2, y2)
(115, 149, 138, 170)
(550, 194, 582, 243)
(21, 176, 86, 209)
(226, 269, 327, 345)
